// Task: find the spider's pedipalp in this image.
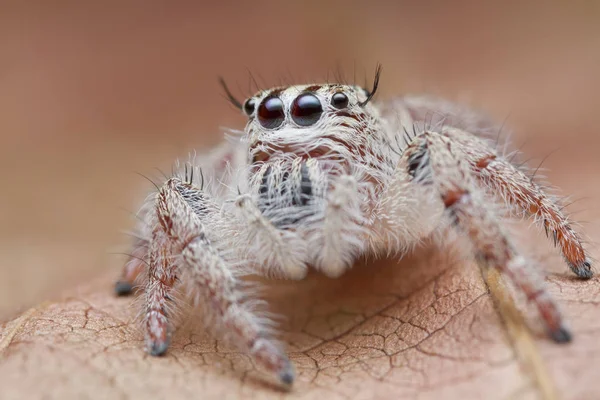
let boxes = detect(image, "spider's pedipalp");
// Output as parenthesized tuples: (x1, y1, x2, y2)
(234, 192, 308, 280)
(309, 174, 367, 278)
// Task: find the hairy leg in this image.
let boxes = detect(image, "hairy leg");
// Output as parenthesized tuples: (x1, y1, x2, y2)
(401, 131, 570, 342)
(145, 177, 295, 384)
(390, 96, 592, 278)
(115, 236, 148, 295)
(116, 138, 246, 294)
(144, 228, 177, 355)
(443, 128, 592, 278)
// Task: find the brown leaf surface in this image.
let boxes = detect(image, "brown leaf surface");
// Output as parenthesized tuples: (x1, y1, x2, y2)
(2, 244, 599, 400)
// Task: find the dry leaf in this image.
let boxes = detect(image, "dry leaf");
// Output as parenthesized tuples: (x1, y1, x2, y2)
(1, 243, 599, 400)
(1, 3, 600, 400)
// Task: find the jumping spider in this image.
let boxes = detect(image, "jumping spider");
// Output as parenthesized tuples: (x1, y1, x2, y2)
(115, 66, 592, 385)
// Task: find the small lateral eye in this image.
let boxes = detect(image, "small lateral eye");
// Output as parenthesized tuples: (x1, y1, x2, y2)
(291, 93, 323, 126)
(331, 92, 349, 109)
(258, 96, 285, 129)
(243, 98, 256, 116)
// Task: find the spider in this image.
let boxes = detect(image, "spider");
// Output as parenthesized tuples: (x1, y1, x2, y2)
(115, 65, 592, 386)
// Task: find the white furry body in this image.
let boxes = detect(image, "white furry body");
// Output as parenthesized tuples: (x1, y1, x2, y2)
(117, 82, 592, 386)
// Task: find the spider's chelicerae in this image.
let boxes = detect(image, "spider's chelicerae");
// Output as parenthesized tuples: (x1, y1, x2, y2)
(115, 66, 592, 386)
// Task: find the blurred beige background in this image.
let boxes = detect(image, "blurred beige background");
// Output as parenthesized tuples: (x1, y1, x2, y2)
(1, 1, 600, 320)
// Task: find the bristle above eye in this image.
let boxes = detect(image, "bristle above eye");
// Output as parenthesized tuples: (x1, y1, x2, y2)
(218, 77, 243, 111)
(358, 64, 382, 107)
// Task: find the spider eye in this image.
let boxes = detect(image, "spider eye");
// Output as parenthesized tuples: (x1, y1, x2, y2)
(258, 96, 285, 129)
(331, 92, 349, 109)
(291, 93, 322, 126)
(243, 98, 256, 116)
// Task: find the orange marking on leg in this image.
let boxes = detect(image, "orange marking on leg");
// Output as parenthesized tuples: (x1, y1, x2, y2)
(442, 188, 469, 207)
(475, 154, 497, 169)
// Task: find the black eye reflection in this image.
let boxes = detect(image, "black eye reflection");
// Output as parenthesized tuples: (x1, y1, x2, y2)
(258, 95, 285, 129)
(243, 98, 256, 116)
(291, 93, 323, 127)
(331, 92, 349, 109)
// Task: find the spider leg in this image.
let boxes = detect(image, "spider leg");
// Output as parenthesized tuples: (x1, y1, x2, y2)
(145, 178, 295, 384)
(404, 131, 570, 342)
(144, 227, 177, 355)
(115, 236, 148, 295)
(116, 139, 246, 295)
(444, 128, 592, 278)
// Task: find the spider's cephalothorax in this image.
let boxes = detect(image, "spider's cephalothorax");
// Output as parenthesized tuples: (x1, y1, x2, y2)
(116, 67, 593, 386)
(240, 82, 394, 233)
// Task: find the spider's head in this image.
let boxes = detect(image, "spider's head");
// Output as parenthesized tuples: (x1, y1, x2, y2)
(220, 66, 389, 227)
(241, 82, 376, 148)
(221, 65, 384, 172)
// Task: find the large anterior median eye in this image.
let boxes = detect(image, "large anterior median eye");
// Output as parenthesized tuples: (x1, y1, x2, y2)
(258, 96, 285, 129)
(291, 93, 323, 126)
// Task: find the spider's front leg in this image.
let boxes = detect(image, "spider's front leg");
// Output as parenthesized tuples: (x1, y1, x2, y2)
(141, 178, 295, 384)
(115, 140, 247, 295)
(400, 131, 571, 342)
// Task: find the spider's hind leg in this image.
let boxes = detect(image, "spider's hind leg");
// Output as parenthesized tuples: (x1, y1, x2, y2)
(115, 236, 148, 296)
